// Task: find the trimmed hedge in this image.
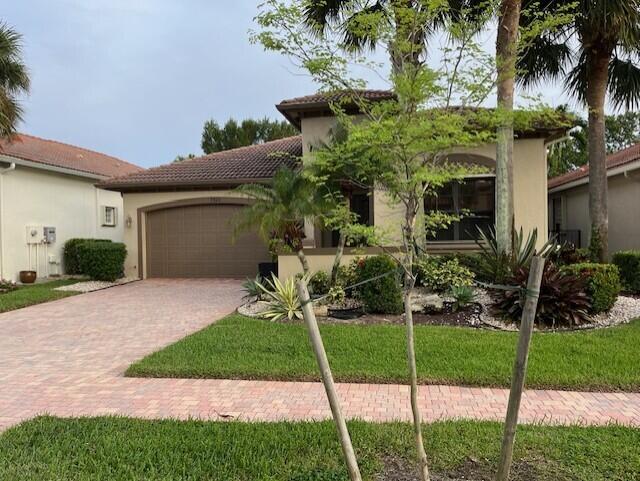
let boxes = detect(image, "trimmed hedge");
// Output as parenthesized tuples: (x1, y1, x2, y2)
(355, 255, 403, 314)
(64, 238, 112, 275)
(612, 251, 640, 293)
(76, 241, 127, 282)
(562, 263, 621, 313)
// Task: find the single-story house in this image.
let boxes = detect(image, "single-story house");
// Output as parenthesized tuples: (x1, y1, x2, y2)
(101, 90, 567, 280)
(0, 134, 142, 281)
(548, 143, 640, 253)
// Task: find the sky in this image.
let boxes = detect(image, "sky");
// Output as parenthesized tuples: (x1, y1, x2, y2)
(4, 0, 575, 168)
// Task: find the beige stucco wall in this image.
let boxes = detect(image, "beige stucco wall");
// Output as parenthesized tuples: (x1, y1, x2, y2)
(121, 190, 244, 279)
(301, 114, 550, 251)
(549, 170, 640, 255)
(0, 165, 124, 281)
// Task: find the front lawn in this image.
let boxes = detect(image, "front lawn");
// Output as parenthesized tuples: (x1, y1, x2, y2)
(1, 416, 638, 481)
(0, 279, 80, 313)
(127, 314, 640, 391)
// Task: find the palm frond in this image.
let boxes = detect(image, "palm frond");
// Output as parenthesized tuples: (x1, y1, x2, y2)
(563, 54, 587, 105)
(608, 55, 640, 110)
(517, 35, 573, 88)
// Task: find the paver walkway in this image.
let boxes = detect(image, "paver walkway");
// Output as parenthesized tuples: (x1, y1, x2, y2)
(1, 279, 639, 431)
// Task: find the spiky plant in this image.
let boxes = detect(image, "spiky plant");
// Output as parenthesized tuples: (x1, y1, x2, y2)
(0, 23, 30, 140)
(257, 274, 305, 322)
(494, 263, 592, 328)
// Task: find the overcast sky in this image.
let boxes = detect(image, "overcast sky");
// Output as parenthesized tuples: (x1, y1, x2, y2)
(4, 1, 576, 168)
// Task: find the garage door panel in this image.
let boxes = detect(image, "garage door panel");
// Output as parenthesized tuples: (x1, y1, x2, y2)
(146, 203, 270, 278)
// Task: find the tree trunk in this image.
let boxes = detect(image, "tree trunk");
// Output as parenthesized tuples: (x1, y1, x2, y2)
(403, 200, 430, 481)
(330, 231, 347, 287)
(296, 280, 363, 481)
(495, 0, 521, 254)
(495, 256, 545, 481)
(585, 46, 611, 262)
(296, 248, 311, 275)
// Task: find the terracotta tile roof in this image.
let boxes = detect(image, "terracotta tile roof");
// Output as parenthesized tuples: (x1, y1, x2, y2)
(101, 135, 302, 191)
(0, 133, 142, 178)
(278, 89, 396, 108)
(548, 143, 640, 190)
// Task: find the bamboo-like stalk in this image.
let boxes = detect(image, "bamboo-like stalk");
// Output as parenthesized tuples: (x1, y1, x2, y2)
(495, 256, 545, 481)
(296, 280, 362, 481)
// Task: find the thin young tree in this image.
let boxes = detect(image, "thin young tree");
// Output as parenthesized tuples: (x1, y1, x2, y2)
(518, 0, 640, 261)
(0, 22, 30, 140)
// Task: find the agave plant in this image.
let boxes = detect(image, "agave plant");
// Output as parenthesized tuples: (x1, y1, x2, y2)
(474, 227, 558, 283)
(257, 273, 308, 322)
(241, 274, 264, 300)
(494, 263, 592, 328)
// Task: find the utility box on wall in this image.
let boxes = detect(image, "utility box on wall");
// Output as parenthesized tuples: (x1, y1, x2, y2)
(43, 226, 56, 244)
(26, 225, 44, 244)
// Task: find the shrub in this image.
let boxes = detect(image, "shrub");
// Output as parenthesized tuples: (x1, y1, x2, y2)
(612, 251, 640, 293)
(309, 270, 330, 296)
(549, 243, 590, 266)
(562, 263, 621, 313)
(415, 256, 474, 292)
(494, 263, 591, 328)
(64, 238, 112, 275)
(355, 255, 403, 314)
(77, 241, 127, 281)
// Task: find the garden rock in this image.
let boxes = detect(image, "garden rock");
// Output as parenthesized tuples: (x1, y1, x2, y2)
(237, 300, 271, 318)
(410, 288, 444, 313)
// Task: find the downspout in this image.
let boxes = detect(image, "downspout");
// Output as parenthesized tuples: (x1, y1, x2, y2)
(0, 162, 16, 280)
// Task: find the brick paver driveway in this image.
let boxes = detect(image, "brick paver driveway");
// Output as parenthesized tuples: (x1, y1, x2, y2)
(1, 278, 639, 430)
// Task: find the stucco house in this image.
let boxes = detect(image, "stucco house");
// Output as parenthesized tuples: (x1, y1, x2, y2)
(0, 134, 142, 281)
(102, 91, 566, 280)
(548, 143, 640, 253)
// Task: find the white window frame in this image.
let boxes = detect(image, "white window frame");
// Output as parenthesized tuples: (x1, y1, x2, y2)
(101, 206, 118, 227)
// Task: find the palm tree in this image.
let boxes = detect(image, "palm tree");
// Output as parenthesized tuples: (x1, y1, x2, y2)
(518, 0, 640, 261)
(235, 166, 322, 274)
(494, 0, 521, 255)
(303, 0, 485, 72)
(0, 22, 30, 140)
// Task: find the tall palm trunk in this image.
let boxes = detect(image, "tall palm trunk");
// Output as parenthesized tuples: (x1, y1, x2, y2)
(585, 45, 612, 262)
(495, 0, 521, 254)
(403, 197, 430, 481)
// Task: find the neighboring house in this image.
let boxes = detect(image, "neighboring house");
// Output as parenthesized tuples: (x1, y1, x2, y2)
(0, 134, 142, 281)
(101, 90, 567, 280)
(548, 143, 640, 254)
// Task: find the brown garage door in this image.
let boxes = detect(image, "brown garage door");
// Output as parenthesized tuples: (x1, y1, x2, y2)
(145, 203, 270, 278)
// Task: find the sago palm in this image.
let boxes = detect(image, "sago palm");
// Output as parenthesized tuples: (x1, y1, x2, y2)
(235, 166, 323, 274)
(0, 22, 30, 140)
(518, 0, 640, 261)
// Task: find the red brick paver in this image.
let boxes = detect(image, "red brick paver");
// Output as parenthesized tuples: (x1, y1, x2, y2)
(1, 279, 639, 430)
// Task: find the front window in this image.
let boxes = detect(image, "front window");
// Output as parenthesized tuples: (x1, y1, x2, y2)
(425, 177, 495, 241)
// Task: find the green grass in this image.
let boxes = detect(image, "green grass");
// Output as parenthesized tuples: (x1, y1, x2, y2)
(0, 416, 638, 481)
(127, 314, 640, 391)
(0, 279, 80, 313)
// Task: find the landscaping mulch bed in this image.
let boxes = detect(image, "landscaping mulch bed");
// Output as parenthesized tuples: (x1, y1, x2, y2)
(324, 303, 483, 328)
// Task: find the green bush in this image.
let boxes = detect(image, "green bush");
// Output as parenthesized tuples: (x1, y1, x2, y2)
(562, 263, 621, 313)
(309, 270, 330, 296)
(612, 251, 640, 293)
(64, 238, 112, 275)
(415, 256, 474, 293)
(355, 255, 403, 314)
(77, 241, 127, 281)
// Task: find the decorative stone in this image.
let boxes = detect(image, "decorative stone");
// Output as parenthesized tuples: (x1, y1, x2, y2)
(410, 288, 444, 313)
